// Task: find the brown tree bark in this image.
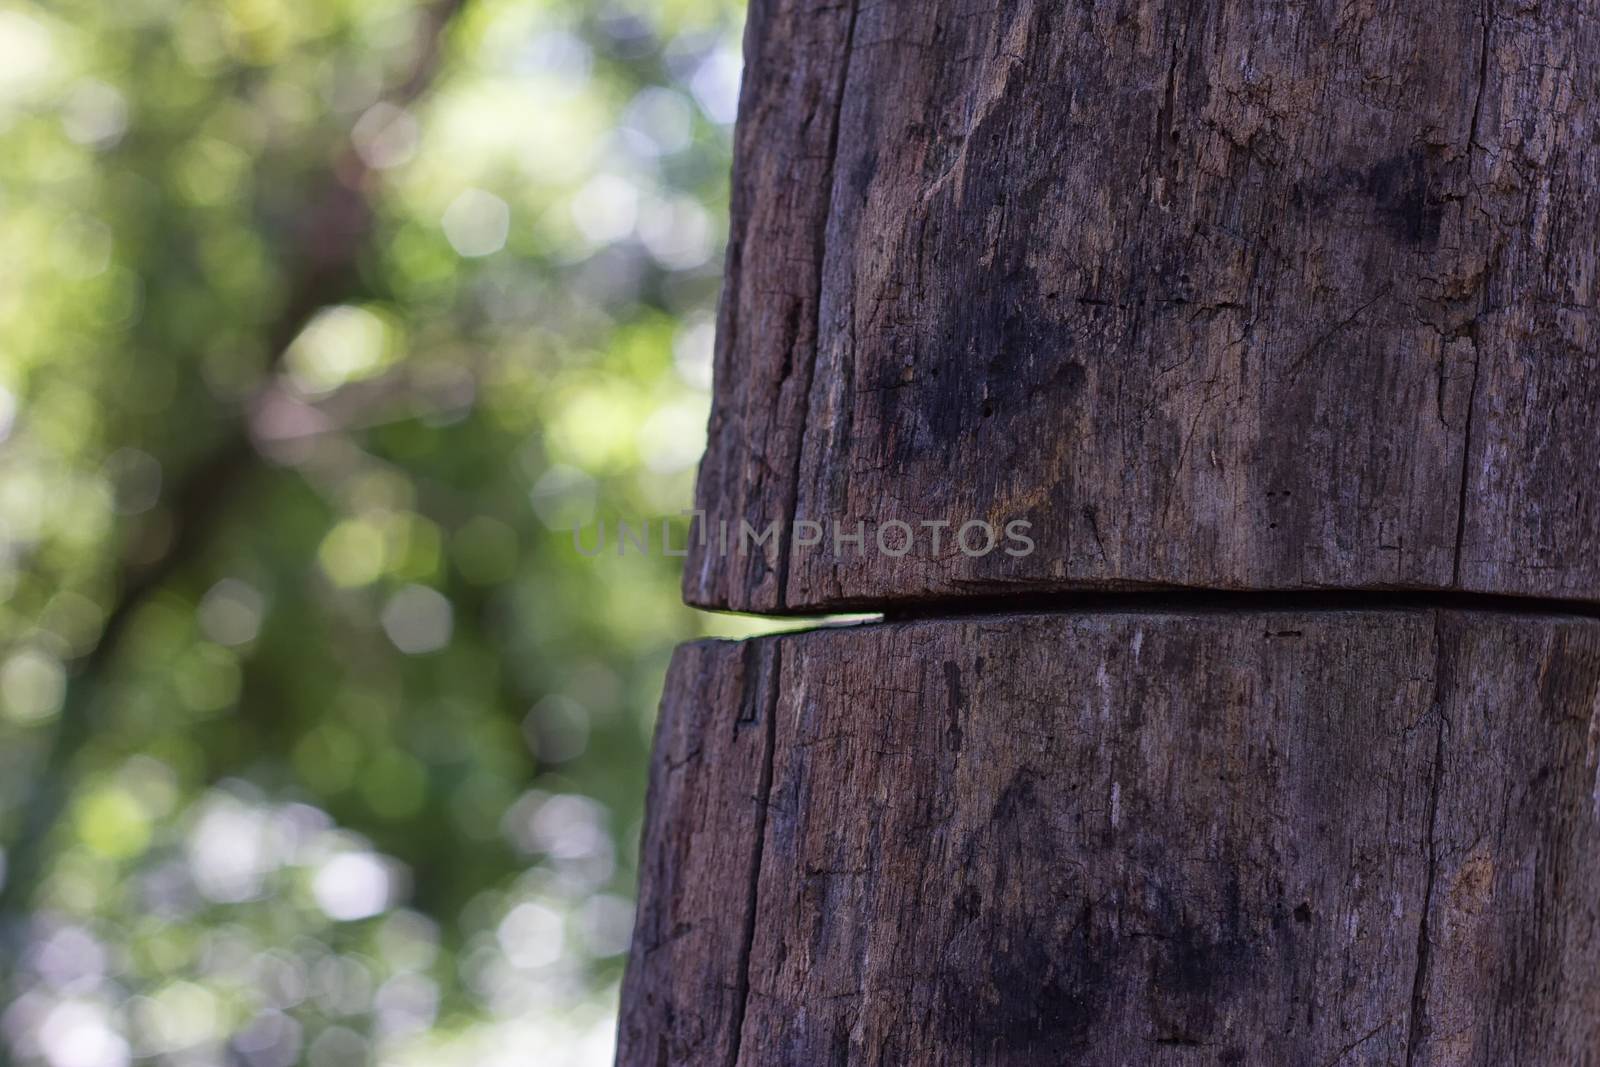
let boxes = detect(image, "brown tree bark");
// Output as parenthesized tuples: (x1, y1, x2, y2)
(621, 611, 1600, 1064)
(688, 0, 1599, 615)
(621, 0, 1600, 1063)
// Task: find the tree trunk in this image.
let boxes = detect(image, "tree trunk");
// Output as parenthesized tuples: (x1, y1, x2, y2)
(621, 0, 1600, 1063)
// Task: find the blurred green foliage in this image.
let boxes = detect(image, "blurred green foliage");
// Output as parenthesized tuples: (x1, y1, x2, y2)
(0, 0, 772, 1062)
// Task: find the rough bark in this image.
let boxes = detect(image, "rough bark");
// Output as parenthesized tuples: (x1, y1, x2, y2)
(629, 0, 1600, 1060)
(615, 638, 779, 1067)
(619, 610, 1600, 1066)
(687, 0, 1600, 615)
(685, 0, 858, 611)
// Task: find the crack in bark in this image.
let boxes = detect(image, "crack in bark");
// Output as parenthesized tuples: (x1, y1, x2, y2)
(1444, 0, 1495, 589)
(1449, 331, 1483, 586)
(1468, 0, 1496, 153)
(727, 641, 782, 1067)
(720, 589, 1600, 654)
(1404, 613, 1452, 1067)
(775, 0, 859, 611)
(873, 587, 1600, 627)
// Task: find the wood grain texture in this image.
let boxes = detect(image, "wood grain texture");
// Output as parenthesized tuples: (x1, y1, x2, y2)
(617, 610, 1600, 1065)
(683, 0, 858, 611)
(1410, 611, 1600, 1064)
(687, 0, 1600, 614)
(615, 637, 780, 1067)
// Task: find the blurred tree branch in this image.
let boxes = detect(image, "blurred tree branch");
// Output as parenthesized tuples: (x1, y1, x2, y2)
(0, 0, 473, 1003)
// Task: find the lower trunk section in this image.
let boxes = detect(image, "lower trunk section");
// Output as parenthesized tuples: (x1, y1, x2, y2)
(618, 608, 1600, 1066)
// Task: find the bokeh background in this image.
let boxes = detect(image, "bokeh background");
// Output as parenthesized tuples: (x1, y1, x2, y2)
(0, 0, 787, 1062)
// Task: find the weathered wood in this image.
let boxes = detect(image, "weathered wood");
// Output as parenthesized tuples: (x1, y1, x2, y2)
(617, 638, 779, 1067)
(685, 0, 856, 610)
(638, 0, 1600, 1060)
(688, 0, 1600, 614)
(618, 610, 1600, 1065)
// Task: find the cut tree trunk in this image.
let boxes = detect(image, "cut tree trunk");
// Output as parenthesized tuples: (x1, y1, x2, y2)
(621, 0, 1600, 1063)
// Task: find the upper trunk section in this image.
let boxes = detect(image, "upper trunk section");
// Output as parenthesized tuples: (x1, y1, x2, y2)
(688, 0, 1600, 614)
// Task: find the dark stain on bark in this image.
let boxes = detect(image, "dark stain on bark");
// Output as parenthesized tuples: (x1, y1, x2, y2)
(1294, 148, 1446, 248)
(942, 908, 1109, 1055)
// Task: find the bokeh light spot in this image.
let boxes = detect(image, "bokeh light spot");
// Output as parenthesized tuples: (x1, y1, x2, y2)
(380, 584, 453, 655)
(441, 189, 510, 258)
(311, 852, 392, 922)
(1, 648, 66, 724)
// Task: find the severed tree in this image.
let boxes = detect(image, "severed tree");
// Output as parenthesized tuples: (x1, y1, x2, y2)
(620, 0, 1600, 1063)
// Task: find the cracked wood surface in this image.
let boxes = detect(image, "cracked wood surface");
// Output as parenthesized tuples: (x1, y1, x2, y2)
(638, 1, 1600, 1061)
(617, 610, 1600, 1065)
(687, 0, 1600, 614)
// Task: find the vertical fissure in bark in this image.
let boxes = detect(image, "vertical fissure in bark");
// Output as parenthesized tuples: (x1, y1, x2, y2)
(774, 0, 859, 611)
(727, 641, 782, 1067)
(1468, 0, 1496, 152)
(1449, 0, 1495, 586)
(1404, 613, 1452, 1066)
(1450, 335, 1482, 587)
(1150, 2, 1200, 222)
